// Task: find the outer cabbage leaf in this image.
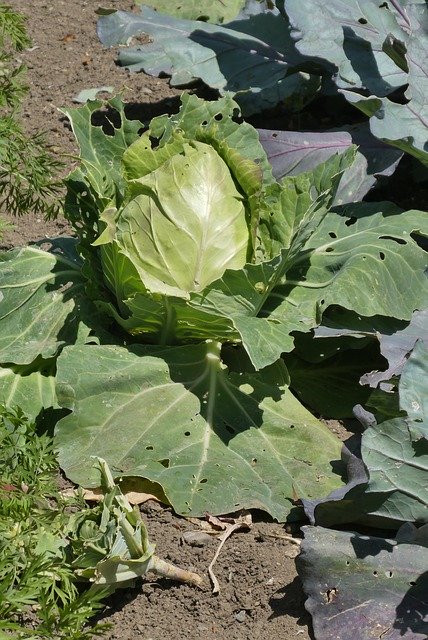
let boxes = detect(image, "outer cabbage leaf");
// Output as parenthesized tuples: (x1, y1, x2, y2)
(283, 0, 428, 165)
(297, 526, 428, 640)
(360, 309, 428, 387)
(269, 204, 428, 325)
(0, 240, 100, 365)
(59, 98, 143, 245)
(54, 342, 345, 521)
(0, 359, 57, 421)
(301, 344, 428, 528)
(347, 1, 428, 165)
(399, 340, 427, 441)
(134, 0, 245, 23)
(282, 0, 408, 94)
(360, 416, 428, 525)
(97, 7, 319, 115)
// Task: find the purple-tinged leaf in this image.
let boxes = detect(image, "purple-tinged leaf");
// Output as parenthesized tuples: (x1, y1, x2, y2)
(258, 124, 402, 203)
(297, 526, 428, 640)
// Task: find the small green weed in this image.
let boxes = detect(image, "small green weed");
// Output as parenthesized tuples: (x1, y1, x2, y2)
(0, 4, 63, 229)
(0, 405, 110, 640)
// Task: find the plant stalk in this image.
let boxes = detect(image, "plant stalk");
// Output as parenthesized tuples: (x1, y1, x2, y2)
(146, 555, 204, 588)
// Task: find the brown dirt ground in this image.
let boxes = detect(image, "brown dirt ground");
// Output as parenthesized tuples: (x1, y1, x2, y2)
(3, 2, 354, 637)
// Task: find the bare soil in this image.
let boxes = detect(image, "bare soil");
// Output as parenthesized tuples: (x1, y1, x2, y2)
(3, 2, 354, 637)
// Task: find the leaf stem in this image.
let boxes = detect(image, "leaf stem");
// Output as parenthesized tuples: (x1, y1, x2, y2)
(159, 296, 177, 345)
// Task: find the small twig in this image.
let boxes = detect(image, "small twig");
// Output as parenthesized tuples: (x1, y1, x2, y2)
(208, 522, 242, 593)
(262, 532, 302, 546)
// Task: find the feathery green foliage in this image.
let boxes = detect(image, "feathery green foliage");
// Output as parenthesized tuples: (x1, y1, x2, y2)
(0, 404, 110, 639)
(0, 4, 63, 230)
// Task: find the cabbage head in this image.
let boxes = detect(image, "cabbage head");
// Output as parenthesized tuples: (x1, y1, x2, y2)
(62, 93, 350, 355)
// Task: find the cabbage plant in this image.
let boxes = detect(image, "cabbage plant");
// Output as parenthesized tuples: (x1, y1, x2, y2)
(0, 94, 427, 520)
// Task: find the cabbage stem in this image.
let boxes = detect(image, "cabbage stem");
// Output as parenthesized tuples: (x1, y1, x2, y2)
(146, 555, 204, 588)
(159, 297, 177, 345)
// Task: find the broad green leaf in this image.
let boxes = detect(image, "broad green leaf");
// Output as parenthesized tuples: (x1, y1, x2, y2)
(115, 141, 248, 296)
(0, 359, 57, 420)
(360, 416, 428, 524)
(270, 204, 428, 324)
(135, 0, 245, 23)
(97, 7, 319, 115)
(369, 28, 428, 166)
(297, 526, 428, 640)
(55, 342, 345, 521)
(399, 340, 427, 441)
(0, 240, 99, 365)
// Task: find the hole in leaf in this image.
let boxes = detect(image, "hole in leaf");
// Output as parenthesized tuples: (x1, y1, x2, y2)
(149, 135, 160, 149)
(290, 424, 295, 429)
(201, 120, 208, 126)
(320, 299, 325, 305)
(379, 235, 406, 245)
(409, 580, 416, 586)
(184, 431, 191, 436)
(158, 459, 169, 468)
(326, 247, 334, 252)
(385, 570, 393, 578)
(272, 132, 278, 138)
(214, 113, 223, 121)
(379, 251, 385, 260)
(145, 445, 154, 451)
(345, 217, 357, 226)
(329, 232, 337, 238)
(358, 17, 368, 23)
(251, 458, 257, 465)
(345, 561, 350, 566)
(373, 571, 378, 577)
(199, 478, 207, 484)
